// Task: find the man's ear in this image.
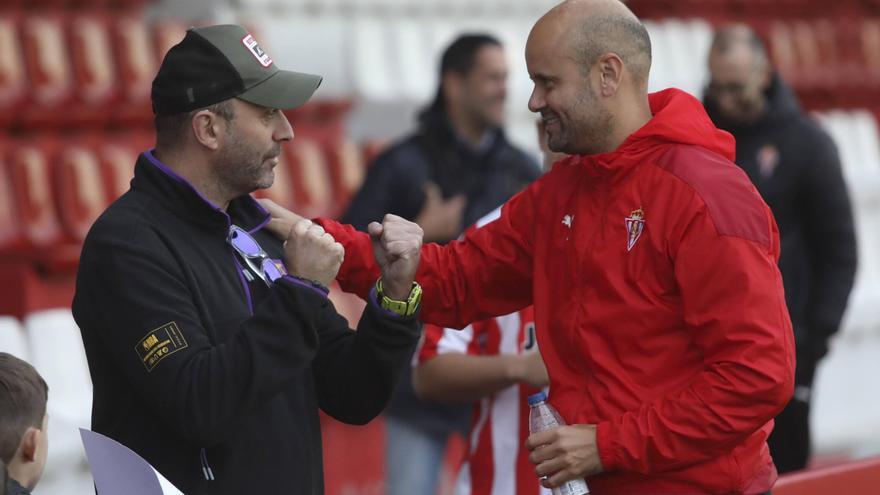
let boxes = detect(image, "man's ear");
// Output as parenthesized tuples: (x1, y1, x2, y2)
(19, 427, 39, 462)
(191, 110, 225, 151)
(596, 52, 624, 97)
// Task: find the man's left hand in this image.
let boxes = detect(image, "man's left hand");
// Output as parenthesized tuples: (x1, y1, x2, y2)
(525, 424, 604, 488)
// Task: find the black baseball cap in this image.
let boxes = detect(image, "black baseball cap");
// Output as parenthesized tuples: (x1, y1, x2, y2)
(151, 24, 323, 115)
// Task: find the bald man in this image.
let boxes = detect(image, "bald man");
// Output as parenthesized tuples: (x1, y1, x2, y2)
(705, 25, 857, 474)
(263, 1, 794, 493)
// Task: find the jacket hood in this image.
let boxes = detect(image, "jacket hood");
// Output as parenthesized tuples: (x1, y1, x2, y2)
(580, 89, 736, 175)
(635, 89, 736, 161)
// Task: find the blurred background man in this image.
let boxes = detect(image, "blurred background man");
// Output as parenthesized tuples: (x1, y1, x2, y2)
(704, 24, 858, 473)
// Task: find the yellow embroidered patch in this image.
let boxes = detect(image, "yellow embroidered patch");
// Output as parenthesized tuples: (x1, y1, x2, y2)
(135, 321, 188, 372)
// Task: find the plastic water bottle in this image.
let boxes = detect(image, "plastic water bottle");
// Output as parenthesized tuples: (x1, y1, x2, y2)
(528, 392, 590, 495)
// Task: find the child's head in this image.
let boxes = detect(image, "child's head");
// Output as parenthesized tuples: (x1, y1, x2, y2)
(0, 353, 49, 491)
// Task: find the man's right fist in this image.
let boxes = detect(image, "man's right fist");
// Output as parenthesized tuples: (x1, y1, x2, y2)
(284, 219, 344, 288)
(368, 215, 423, 300)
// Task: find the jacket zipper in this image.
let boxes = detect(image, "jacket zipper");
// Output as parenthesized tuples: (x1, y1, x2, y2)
(200, 448, 215, 481)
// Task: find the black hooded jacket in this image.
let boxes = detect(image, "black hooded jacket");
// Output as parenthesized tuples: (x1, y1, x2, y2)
(705, 75, 857, 369)
(73, 151, 421, 494)
(342, 106, 540, 236)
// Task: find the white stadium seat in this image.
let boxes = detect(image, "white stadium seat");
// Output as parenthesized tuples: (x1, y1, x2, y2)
(0, 315, 29, 361)
(24, 309, 93, 484)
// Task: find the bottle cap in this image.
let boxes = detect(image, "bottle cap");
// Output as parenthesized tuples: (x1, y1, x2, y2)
(527, 392, 548, 406)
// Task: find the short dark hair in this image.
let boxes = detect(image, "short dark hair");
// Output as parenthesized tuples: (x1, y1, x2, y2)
(570, 14, 652, 85)
(710, 24, 769, 70)
(154, 99, 237, 149)
(0, 353, 48, 464)
(439, 34, 502, 78)
(423, 34, 503, 117)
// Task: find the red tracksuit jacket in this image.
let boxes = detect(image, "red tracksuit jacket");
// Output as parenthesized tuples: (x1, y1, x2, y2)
(320, 89, 795, 494)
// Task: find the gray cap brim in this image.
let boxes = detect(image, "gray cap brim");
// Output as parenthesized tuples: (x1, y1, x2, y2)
(238, 69, 323, 110)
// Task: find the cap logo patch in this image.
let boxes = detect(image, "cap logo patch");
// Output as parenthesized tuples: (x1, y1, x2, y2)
(241, 34, 273, 68)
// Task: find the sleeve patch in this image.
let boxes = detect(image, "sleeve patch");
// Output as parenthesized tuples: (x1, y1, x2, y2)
(135, 321, 189, 372)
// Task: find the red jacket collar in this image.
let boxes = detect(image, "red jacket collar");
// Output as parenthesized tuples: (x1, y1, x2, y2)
(576, 88, 736, 178)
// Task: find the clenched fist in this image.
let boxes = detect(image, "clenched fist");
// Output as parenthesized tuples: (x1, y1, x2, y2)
(368, 215, 423, 300)
(283, 219, 344, 287)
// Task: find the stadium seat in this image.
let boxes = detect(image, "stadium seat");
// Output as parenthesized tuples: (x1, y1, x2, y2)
(54, 141, 110, 242)
(0, 13, 26, 129)
(110, 15, 156, 123)
(5, 140, 64, 250)
(19, 13, 74, 128)
(259, 16, 352, 99)
(95, 138, 140, 201)
(864, 19, 880, 77)
(24, 308, 93, 478)
(153, 20, 189, 63)
(351, 17, 398, 102)
(0, 150, 24, 254)
(812, 336, 880, 455)
(68, 12, 118, 122)
(391, 18, 436, 103)
(644, 20, 673, 93)
(0, 315, 29, 360)
(324, 138, 366, 213)
(286, 137, 334, 218)
(769, 21, 799, 88)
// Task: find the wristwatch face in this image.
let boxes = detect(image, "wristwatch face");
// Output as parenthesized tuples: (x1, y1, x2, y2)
(379, 281, 422, 316)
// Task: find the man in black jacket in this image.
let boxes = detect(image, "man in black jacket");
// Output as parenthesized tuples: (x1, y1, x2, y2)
(343, 34, 541, 242)
(705, 24, 858, 473)
(72, 25, 424, 494)
(341, 34, 541, 495)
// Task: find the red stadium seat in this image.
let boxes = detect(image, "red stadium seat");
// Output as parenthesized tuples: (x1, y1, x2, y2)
(768, 22, 799, 86)
(19, 13, 74, 129)
(109, 15, 157, 125)
(5, 140, 64, 249)
(0, 13, 26, 129)
(54, 141, 110, 242)
(324, 138, 366, 214)
(286, 137, 334, 218)
(0, 148, 24, 254)
(95, 138, 139, 202)
(153, 20, 188, 64)
(863, 19, 880, 78)
(67, 12, 118, 123)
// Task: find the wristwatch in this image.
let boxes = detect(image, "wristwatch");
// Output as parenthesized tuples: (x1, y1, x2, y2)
(376, 279, 422, 317)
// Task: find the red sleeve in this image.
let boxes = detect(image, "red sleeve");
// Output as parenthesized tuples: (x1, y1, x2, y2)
(596, 205, 795, 474)
(417, 324, 445, 364)
(317, 185, 539, 329)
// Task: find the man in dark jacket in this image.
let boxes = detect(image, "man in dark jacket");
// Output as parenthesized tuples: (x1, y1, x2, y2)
(72, 25, 424, 494)
(705, 24, 858, 473)
(341, 34, 541, 495)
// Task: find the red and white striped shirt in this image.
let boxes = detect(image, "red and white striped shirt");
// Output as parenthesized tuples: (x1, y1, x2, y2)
(418, 305, 550, 495)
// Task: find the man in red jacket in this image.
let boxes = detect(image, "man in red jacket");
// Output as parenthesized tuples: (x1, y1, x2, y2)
(263, 0, 794, 493)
